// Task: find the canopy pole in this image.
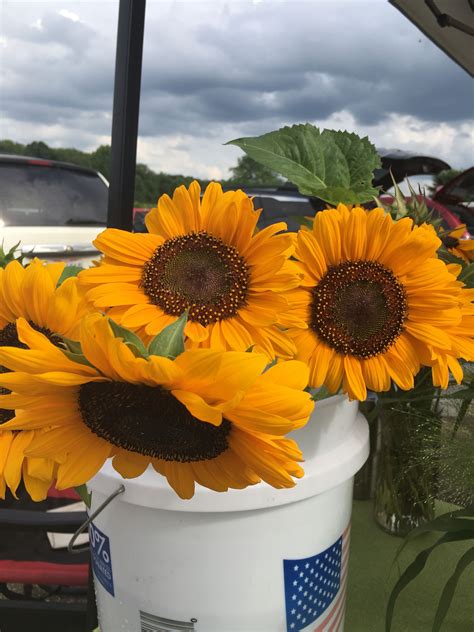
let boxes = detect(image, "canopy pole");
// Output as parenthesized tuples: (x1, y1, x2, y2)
(107, 0, 147, 230)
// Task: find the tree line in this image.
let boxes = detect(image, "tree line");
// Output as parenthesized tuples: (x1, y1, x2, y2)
(0, 140, 282, 206)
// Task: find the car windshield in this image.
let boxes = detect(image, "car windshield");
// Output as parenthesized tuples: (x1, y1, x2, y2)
(439, 170, 474, 205)
(0, 163, 108, 226)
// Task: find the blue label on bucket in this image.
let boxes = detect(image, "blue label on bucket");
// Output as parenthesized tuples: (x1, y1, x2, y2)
(89, 522, 115, 597)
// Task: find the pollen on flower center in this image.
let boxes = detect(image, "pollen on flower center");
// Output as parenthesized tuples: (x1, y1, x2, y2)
(140, 231, 250, 326)
(310, 260, 408, 359)
(78, 381, 232, 461)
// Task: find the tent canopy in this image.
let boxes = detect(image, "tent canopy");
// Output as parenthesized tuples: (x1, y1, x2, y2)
(390, 0, 474, 76)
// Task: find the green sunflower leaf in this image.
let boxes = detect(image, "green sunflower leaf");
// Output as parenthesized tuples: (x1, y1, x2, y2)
(57, 265, 84, 286)
(432, 546, 474, 632)
(61, 337, 83, 355)
(61, 349, 95, 368)
(74, 484, 92, 509)
(108, 320, 148, 358)
(148, 311, 188, 359)
(459, 262, 474, 288)
(59, 337, 95, 368)
(385, 529, 473, 632)
(0, 240, 24, 268)
(227, 124, 381, 205)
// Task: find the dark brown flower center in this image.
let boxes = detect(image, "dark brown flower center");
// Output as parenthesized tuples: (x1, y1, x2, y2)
(310, 260, 408, 359)
(0, 321, 62, 424)
(78, 381, 231, 462)
(141, 231, 250, 326)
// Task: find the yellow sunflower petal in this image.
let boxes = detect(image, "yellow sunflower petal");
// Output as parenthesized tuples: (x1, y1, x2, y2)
(342, 356, 367, 401)
(365, 208, 393, 260)
(93, 229, 161, 265)
(308, 340, 334, 388)
(158, 461, 196, 499)
(1, 260, 26, 317)
(22, 464, 52, 502)
(312, 208, 342, 265)
(146, 194, 187, 238)
(342, 207, 367, 260)
(259, 359, 310, 390)
(380, 350, 415, 391)
(4, 431, 33, 496)
(295, 230, 327, 282)
(55, 433, 111, 489)
(171, 389, 223, 426)
(0, 431, 14, 475)
(361, 356, 391, 392)
(21, 260, 57, 327)
(112, 451, 150, 478)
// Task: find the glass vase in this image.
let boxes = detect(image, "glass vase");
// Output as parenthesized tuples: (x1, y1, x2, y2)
(374, 387, 439, 536)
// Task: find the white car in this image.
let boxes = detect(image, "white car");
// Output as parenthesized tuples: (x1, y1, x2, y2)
(0, 154, 109, 268)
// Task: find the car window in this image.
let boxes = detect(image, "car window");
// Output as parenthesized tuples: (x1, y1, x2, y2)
(386, 175, 435, 196)
(252, 195, 313, 231)
(0, 164, 108, 226)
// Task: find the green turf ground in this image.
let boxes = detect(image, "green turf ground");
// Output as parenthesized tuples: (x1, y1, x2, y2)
(345, 501, 474, 632)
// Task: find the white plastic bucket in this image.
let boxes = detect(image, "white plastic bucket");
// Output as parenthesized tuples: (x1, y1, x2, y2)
(87, 394, 369, 632)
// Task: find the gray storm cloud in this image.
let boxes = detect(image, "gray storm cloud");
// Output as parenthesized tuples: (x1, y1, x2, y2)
(1, 1, 472, 172)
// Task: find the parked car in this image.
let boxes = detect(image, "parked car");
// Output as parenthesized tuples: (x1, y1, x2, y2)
(133, 151, 468, 234)
(227, 183, 314, 231)
(132, 207, 150, 233)
(240, 151, 453, 230)
(373, 149, 450, 193)
(377, 166, 473, 234)
(0, 154, 109, 267)
(431, 167, 473, 233)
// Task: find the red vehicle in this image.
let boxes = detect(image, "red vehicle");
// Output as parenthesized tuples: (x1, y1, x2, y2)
(431, 167, 473, 234)
(379, 167, 473, 235)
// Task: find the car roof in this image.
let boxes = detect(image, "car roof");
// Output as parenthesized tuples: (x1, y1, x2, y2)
(0, 153, 104, 178)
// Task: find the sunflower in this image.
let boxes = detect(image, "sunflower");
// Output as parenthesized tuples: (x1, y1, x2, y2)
(0, 314, 313, 500)
(0, 258, 90, 340)
(79, 181, 304, 359)
(0, 430, 56, 501)
(427, 266, 474, 389)
(0, 259, 91, 499)
(289, 205, 473, 400)
(440, 225, 474, 263)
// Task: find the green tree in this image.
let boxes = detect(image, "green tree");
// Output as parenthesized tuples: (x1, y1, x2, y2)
(228, 155, 283, 186)
(90, 145, 112, 179)
(0, 139, 26, 155)
(24, 140, 54, 159)
(0, 139, 210, 206)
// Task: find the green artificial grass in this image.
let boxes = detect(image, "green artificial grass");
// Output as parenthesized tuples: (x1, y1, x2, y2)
(345, 500, 474, 632)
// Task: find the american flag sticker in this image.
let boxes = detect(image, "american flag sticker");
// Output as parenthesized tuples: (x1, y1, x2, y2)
(283, 522, 351, 632)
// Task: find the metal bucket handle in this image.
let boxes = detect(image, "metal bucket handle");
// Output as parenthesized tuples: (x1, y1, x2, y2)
(68, 484, 125, 554)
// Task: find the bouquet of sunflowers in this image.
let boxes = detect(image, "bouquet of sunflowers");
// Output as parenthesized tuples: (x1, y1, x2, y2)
(0, 125, 472, 505)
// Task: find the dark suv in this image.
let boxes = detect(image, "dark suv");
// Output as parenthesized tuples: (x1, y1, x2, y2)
(0, 154, 109, 265)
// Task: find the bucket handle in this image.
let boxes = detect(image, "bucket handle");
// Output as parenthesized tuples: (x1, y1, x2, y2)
(68, 484, 125, 554)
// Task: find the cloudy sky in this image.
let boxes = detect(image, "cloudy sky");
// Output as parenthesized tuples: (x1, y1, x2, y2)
(1, 0, 473, 180)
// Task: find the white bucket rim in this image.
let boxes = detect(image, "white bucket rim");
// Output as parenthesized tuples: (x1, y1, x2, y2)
(88, 395, 369, 513)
